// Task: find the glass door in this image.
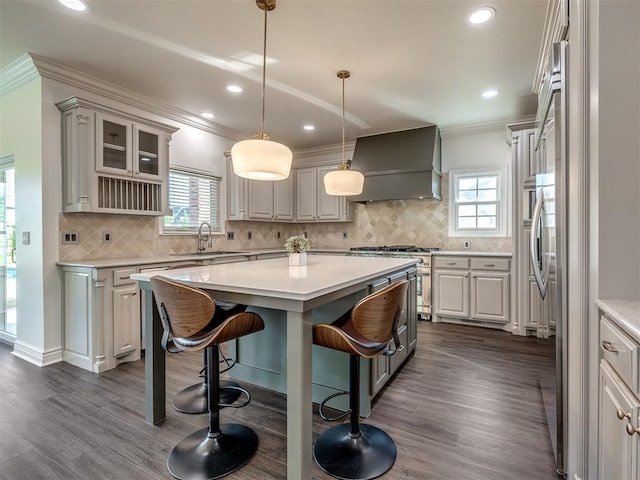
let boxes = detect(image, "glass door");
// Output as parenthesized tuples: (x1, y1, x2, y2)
(0, 159, 16, 339)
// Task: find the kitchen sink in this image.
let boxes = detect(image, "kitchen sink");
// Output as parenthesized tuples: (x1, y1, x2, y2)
(169, 251, 249, 256)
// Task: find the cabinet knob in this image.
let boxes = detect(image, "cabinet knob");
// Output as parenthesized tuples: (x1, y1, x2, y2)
(127, 169, 132, 173)
(617, 408, 631, 420)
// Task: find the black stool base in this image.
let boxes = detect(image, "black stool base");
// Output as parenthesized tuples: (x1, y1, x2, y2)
(313, 424, 397, 480)
(172, 381, 243, 414)
(167, 424, 258, 480)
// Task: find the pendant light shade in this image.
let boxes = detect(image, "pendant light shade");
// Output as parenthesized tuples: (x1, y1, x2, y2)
(324, 168, 364, 196)
(324, 70, 364, 196)
(231, 138, 292, 180)
(232, 0, 292, 181)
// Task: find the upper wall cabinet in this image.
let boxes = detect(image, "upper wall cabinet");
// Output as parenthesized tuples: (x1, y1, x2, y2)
(295, 165, 354, 223)
(226, 154, 293, 222)
(57, 97, 178, 216)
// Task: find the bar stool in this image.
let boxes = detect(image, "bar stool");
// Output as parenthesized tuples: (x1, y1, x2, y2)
(312, 280, 408, 480)
(151, 276, 265, 480)
(165, 264, 247, 413)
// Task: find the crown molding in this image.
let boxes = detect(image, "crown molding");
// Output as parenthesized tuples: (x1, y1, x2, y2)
(0, 54, 40, 96)
(3, 53, 244, 141)
(440, 117, 535, 137)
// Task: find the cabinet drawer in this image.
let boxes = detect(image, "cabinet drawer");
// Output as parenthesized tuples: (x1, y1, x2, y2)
(434, 257, 469, 269)
(601, 315, 639, 393)
(470, 258, 510, 271)
(113, 267, 137, 286)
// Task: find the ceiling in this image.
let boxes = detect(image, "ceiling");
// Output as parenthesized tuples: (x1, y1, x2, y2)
(0, 0, 547, 151)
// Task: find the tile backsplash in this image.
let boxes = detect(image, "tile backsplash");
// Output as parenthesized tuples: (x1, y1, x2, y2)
(58, 173, 510, 261)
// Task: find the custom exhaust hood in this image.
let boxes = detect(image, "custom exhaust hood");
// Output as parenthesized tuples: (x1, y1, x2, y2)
(349, 126, 442, 202)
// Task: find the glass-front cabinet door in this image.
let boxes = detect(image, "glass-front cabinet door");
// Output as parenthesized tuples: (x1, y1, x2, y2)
(133, 125, 163, 180)
(96, 112, 132, 175)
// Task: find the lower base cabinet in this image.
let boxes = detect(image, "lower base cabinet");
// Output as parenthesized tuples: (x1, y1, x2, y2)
(599, 360, 640, 480)
(433, 255, 510, 328)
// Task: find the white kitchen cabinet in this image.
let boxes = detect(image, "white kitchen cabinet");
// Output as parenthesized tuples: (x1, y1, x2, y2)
(433, 255, 511, 327)
(248, 175, 293, 221)
(295, 166, 354, 222)
(599, 361, 640, 480)
(111, 283, 140, 358)
(434, 269, 469, 318)
(226, 154, 293, 222)
(57, 97, 177, 216)
(61, 265, 141, 372)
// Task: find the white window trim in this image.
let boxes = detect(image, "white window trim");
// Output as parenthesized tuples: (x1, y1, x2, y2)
(161, 166, 223, 236)
(448, 166, 509, 238)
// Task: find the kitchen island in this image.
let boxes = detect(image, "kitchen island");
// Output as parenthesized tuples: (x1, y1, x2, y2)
(131, 254, 418, 479)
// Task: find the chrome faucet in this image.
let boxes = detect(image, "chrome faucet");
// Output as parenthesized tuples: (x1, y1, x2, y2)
(197, 222, 213, 253)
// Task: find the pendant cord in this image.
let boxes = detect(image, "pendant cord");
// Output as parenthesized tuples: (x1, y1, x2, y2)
(260, 5, 268, 137)
(342, 76, 346, 166)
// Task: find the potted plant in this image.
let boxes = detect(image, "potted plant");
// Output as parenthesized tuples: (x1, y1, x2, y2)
(285, 235, 310, 266)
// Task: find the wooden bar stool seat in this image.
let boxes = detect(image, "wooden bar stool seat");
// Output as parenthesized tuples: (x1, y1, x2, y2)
(152, 276, 264, 480)
(313, 280, 408, 480)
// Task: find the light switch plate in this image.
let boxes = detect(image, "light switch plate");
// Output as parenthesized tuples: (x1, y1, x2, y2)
(22, 231, 30, 245)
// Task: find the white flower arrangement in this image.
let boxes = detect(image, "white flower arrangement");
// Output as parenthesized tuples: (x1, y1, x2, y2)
(284, 235, 310, 254)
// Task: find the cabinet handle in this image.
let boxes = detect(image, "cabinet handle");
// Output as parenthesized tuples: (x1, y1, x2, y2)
(617, 408, 631, 420)
(602, 340, 619, 353)
(626, 423, 640, 436)
(446, 262, 456, 266)
(127, 169, 132, 173)
(131, 291, 138, 296)
(484, 263, 495, 267)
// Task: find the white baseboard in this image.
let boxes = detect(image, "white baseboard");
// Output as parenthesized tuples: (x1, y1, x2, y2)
(12, 341, 63, 367)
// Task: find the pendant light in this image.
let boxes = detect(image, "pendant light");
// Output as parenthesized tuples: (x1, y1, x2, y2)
(323, 70, 364, 196)
(231, 0, 292, 181)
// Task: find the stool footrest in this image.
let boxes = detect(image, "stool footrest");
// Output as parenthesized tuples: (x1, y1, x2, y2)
(218, 385, 251, 409)
(319, 390, 351, 422)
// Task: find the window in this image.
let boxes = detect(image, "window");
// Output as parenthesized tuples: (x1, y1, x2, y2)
(162, 167, 221, 234)
(448, 167, 508, 237)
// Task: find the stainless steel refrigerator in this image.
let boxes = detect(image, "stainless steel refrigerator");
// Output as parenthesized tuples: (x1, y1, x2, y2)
(532, 40, 568, 478)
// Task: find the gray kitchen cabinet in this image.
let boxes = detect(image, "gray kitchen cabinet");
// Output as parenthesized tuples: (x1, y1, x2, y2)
(57, 97, 177, 216)
(598, 314, 640, 480)
(433, 255, 511, 327)
(295, 166, 354, 222)
(369, 277, 390, 395)
(226, 154, 293, 222)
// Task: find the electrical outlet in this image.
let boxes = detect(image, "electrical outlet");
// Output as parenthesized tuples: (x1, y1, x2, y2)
(227, 231, 234, 240)
(463, 240, 470, 249)
(22, 231, 31, 245)
(342, 231, 348, 239)
(61, 231, 79, 245)
(247, 231, 252, 240)
(102, 231, 113, 244)
(303, 231, 308, 238)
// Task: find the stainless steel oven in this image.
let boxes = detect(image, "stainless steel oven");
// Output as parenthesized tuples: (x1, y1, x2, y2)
(348, 246, 437, 320)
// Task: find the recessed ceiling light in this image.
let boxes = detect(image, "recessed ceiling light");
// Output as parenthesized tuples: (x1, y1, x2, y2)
(200, 112, 215, 119)
(227, 85, 243, 93)
(468, 7, 495, 25)
(58, 0, 88, 12)
(482, 89, 499, 98)
(303, 125, 315, 131)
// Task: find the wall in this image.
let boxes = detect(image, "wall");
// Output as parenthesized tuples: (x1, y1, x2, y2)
(0, 77, 54, 361)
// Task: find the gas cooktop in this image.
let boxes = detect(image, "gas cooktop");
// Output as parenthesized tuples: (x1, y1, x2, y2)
(349, 245, 440, 253)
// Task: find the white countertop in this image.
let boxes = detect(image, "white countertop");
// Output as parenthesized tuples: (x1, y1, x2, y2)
(131, 255, 418, 302)
(431, 251, 512, 257)
(57, 247, 511, 268)
(596, 299, 640, 343)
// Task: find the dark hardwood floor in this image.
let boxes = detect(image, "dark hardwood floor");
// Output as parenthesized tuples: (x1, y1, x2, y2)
(0, 322, 557, 480)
